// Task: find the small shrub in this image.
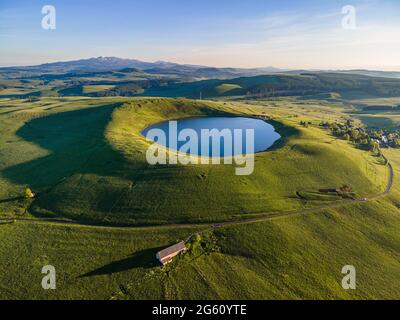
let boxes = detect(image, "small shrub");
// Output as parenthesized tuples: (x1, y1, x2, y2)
(24, 188, 35, 199)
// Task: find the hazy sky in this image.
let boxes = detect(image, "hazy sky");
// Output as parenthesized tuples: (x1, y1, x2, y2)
(1, 0, 400, 70)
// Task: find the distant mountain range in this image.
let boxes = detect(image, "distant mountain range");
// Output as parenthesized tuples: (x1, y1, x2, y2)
(2, 57, 400, 81)
(2, 57, 400, 101)
(0, 57, 400, 80)
(1, 57, 163, 72)
(0, 57, 284, 79)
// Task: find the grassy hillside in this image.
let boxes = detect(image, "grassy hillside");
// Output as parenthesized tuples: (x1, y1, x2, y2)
(4, 68, 400, 102)
(0, 98, 388, 225)
(0, 199, 399, 299)
(215, 83, 243, 95)
(142, 73, 400, 99)
(0, 96, 399, 300)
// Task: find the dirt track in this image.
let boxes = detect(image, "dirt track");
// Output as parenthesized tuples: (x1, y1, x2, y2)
(0, 160, 393, 232)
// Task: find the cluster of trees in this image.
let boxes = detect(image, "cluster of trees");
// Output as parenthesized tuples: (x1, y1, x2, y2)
(244, 73, 400, 98)
(300, 121, 312, 128)
(187, 233, 220, 256)
(94, 83, 144, 97)
(320, 121, 379, 152)
(367, 129, 400, 148)
(391, 137, 400, 148)
(362, 105, 400, 112)
(92, 79, 175, 97)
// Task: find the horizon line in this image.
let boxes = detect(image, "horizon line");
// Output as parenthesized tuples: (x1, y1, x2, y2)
(1, 56, 400, 73)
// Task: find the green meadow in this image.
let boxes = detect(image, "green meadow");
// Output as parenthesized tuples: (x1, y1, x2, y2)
(0, 98, 387, 225)
(0, 96, 399, 299)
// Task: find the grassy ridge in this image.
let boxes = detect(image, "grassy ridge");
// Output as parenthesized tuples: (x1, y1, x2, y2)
(0, 97, 399, 300)
(0, 98, 386, 225)
(142, 73, 400, 99)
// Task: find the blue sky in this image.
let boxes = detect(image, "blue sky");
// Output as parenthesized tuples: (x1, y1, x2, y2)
(1, 0, 400, 70)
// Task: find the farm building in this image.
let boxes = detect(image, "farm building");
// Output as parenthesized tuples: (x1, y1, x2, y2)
(156, 241, 187, 266)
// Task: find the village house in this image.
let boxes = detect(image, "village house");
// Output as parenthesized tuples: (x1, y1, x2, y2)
(156, 241, 187, 266)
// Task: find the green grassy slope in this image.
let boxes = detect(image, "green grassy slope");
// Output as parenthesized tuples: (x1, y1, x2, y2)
(215, 83, 243, 95)
(0, 221, 202, 299)
(0, 98, 387, 225)
(142, 73, 400, 99)
(0, 199, 399, 299)
(0, 97, 129, 217)
(0, 97, 399, 299)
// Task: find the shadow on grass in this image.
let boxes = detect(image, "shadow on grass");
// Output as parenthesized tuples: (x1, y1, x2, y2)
(2, 103, 126, 190)
(0, 221, 16, 226)
(0, 196, 24, 204)
(1, 102, 139, 219)
(267, 119, 300, 151)
(80, 246, 164, 277)
(2, 100, 298, 224)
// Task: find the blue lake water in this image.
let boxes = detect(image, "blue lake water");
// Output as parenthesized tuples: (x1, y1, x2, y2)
(142, 117, 281, 157)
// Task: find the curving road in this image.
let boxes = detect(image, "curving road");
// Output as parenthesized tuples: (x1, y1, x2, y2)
(0, 160, 394, 232)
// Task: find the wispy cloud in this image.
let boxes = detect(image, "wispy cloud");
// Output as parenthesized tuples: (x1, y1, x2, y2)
(1, 0, 399, 70)
(164, 4, 400, 70)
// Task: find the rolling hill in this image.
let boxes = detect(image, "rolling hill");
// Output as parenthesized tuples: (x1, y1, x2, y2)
(0, 98, 388, 226)
(3, 58, 400, 102)
(0, 96, 399, 299)
(142, 73, 400, 99)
